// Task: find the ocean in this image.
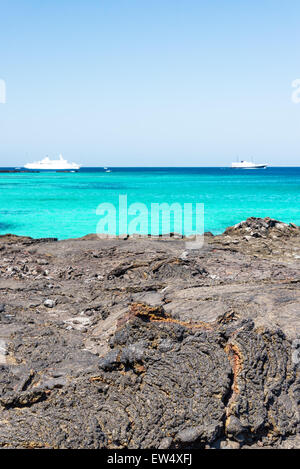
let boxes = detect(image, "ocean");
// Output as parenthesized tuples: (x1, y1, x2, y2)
(0, 167, 299, 239)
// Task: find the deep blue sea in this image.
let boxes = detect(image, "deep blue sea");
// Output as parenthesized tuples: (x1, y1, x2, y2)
(0, 167, 299, 239)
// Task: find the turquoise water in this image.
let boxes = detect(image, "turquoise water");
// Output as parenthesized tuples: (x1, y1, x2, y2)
(0, 167, 299, 239)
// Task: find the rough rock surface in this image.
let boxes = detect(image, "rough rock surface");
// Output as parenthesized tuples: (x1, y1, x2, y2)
(0, 217, 299, 449)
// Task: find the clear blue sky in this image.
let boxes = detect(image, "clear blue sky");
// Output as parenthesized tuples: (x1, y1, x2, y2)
(0, 0, 300, 166)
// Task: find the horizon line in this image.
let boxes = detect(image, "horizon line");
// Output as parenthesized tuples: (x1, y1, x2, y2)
(0, 165, 299, 169)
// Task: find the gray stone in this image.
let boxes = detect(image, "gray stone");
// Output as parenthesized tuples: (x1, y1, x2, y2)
(44, 299, 56, 308)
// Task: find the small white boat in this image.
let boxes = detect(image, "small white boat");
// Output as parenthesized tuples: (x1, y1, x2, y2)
(231, 160, 268, 169)
(24, 154, 81, 171)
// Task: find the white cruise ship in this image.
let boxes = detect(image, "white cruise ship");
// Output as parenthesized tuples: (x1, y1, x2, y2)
(231, 160, 268, 169)
(24, 154, 81, 171)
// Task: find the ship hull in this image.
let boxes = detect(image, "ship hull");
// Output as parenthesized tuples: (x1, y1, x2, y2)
(23, 166, 80, 171)
(231, 163, 268, 169)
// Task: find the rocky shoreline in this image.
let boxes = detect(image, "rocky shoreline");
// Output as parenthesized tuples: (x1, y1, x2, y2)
(0, 217, 299, 449)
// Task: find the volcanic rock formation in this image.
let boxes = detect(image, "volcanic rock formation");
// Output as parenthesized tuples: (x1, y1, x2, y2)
(0, 217, 299, 448)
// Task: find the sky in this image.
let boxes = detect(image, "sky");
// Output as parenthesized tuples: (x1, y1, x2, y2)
(0, 0, 300, 166)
